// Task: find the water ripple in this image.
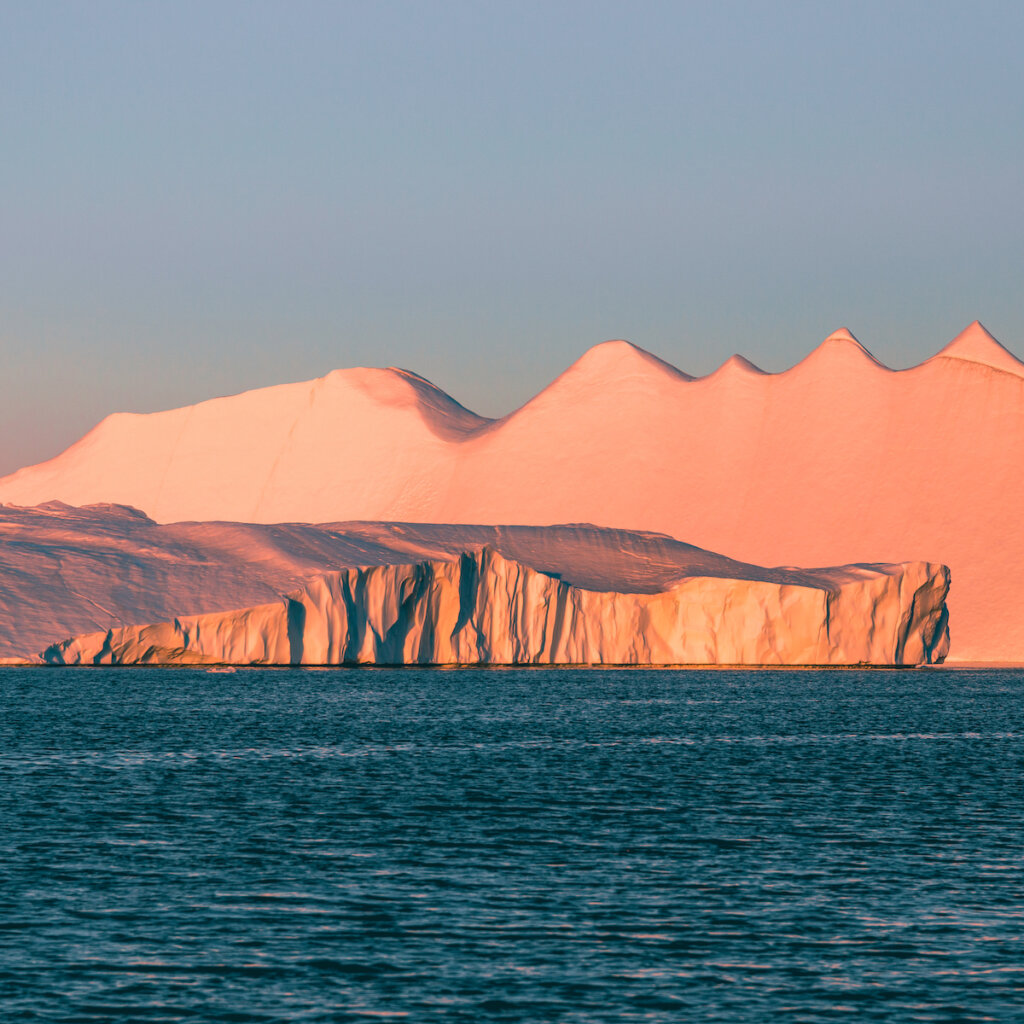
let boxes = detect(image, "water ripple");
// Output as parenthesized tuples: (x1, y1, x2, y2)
(1, 667, 1023, 1022)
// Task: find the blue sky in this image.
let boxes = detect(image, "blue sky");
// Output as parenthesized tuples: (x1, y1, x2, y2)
(2, 0, 1023, 473)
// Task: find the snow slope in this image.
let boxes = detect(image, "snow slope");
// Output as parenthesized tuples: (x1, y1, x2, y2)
(1, 321, 1021, 660)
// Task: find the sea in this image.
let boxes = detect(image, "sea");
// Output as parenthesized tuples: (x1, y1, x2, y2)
(1, 667, 1022, 1023)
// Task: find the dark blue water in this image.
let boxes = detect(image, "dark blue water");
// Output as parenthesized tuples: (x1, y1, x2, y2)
(2, 668, 1023, 1022)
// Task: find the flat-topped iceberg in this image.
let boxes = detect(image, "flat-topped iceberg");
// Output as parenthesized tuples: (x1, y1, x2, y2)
(43, 545, 950, 667)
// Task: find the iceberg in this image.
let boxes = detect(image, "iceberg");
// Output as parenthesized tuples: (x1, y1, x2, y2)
(43, 545, 950, 667)
(5, 322, 1006, 657)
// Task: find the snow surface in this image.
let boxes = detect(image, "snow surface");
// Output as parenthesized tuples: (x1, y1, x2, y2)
(1, 320, 1020, 660)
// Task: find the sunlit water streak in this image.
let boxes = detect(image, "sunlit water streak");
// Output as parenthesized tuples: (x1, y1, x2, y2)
(1, 667, 1023, 1022)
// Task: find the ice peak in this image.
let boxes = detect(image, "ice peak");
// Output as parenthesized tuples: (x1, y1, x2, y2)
(563, 340, 692, 383)
(711, 353, 766, 377)
(801, 326, 886, 369)
(577, 338, 658, 366)
(934, 321, 1024, 377)
(823, 327, 861, 345)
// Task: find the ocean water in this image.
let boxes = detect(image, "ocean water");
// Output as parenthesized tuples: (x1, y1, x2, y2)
(1, 668, 1023, 1023)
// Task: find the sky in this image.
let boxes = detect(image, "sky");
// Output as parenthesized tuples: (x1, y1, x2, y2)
(2, 0, 1023, 474)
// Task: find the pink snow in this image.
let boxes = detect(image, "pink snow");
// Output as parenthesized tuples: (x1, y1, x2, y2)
(0, 319, 1020, 662)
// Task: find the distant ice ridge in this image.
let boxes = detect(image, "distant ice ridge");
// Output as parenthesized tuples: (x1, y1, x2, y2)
(0, 320, 1016, 660)
(43, 545, 950, 667)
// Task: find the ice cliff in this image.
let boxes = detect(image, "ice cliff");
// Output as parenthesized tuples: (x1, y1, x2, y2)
(44, 546, 950, 667)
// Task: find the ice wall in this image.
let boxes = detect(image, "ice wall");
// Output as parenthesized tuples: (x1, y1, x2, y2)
(44, 547, 951, 667)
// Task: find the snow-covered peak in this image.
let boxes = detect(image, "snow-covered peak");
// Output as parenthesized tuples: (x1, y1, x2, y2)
(932, 321, 1024, 378)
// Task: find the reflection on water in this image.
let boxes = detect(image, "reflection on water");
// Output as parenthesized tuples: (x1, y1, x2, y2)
(1, 667, 1023, 1022)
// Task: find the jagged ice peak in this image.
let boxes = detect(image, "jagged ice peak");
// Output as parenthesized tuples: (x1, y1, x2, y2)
(933, 320, 1024, 378)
